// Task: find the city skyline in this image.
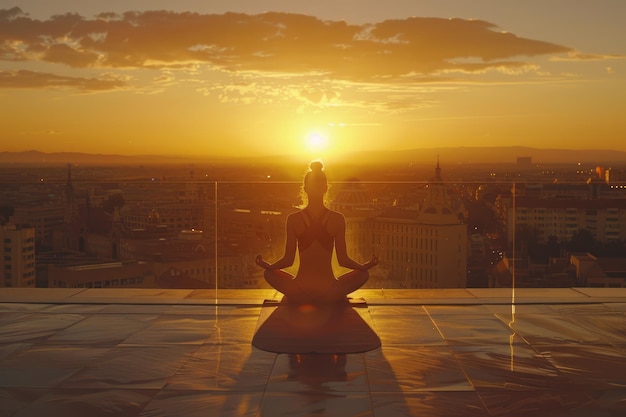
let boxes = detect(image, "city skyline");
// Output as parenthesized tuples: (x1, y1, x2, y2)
(1, 1, 625, 161)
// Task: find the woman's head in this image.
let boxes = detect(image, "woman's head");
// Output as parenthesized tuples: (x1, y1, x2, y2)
(303, 160, 327, 199)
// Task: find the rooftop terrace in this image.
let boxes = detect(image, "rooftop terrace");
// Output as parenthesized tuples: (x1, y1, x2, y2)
(1, 288, 626, 416)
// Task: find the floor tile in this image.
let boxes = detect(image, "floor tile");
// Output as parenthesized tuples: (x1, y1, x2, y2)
(365, 346, 472, 392)
(371, 391, 487, 417)
(476, 389, 598, 417)
(431, 315, 516, 345)
(260, 392, 373, 417)
(370, 314, 444, 346)
(121, 316, 216, 345)
(0, 388, 46, 417)
(266, 353, 369, 393)
(13, 389, 157, 417)
(0, 314, 86, 343)
(205, 315, 261, 345)
(452, 344, 566, 390)
(424, 304, 493, 316)
(0, 343, 33, 361)
(60, 345, 198, 390)
(587, 389, 626, 414)
(47, 314, 157, 345)
(164, 344, 275, 391)
(558, 313, 626, 345)
(1, 289, 626, 417)
(498, 313, 606, 345)
(367, 305, 426, 316)
(140, 391, 262, 417)
(535, 344, 626, 388)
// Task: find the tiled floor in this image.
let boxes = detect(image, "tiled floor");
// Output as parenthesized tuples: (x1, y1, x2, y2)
(0, 288, 625, 416)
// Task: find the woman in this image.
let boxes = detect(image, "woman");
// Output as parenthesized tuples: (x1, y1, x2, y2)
(256, 161, 378, 304)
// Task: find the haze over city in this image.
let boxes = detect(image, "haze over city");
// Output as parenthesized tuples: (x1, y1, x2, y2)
(1, 0, 624, 162)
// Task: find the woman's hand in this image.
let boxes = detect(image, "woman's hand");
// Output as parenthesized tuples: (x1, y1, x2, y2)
(255, 254, 271, 270)
(362, 255, 378, 270)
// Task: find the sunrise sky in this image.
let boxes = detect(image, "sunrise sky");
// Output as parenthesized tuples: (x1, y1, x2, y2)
(1, 0, 624, 161)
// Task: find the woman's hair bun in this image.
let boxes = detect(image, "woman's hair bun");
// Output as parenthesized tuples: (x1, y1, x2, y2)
(310, 160, 324, 172)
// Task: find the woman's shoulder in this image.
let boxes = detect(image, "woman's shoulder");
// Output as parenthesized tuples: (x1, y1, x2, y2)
(325, 209, 346, 224)
(286, 209, 307, 224)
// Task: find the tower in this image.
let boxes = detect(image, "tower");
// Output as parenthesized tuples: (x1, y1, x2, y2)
(411, 159, 467, 288)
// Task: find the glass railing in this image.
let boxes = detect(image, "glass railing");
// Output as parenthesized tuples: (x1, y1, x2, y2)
(2, 168, 625, 293)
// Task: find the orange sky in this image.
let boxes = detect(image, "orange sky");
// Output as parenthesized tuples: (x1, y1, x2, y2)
(1, 1, 625, 161)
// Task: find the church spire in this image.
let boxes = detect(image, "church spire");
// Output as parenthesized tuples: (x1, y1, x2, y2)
(435, 155, 442, 181)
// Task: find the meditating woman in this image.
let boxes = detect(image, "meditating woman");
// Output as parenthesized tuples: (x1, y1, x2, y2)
(256, 161, 378, 304)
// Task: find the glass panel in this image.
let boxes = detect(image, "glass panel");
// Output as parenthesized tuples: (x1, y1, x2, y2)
(2, 163, 626, 293)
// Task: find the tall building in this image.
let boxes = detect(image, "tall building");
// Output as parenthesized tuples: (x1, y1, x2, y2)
(1, 224, 36, 288)
(332, 160, 468, 289)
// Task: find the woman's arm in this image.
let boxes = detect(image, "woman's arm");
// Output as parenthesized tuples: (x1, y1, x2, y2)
(256, 213, 298, 270)
(333, 213, 378, 270)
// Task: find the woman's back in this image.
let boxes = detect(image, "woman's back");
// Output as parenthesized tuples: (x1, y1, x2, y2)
(291, 209, 344, 288)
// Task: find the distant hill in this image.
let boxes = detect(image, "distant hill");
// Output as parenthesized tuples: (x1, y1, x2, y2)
(1, 147, 625, 166)
(339, 146, 626, 166)
(0, 150, 216, 165)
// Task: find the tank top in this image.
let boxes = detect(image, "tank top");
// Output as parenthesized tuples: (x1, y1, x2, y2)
(298, 209, 334, 253)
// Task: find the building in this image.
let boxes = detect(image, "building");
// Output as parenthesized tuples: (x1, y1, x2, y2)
(1, 224, 36, 288)
(10, 204, 65, 251)
(502, 197, 626, 246)
(331, 160, 468, 289)
(329, 179, 378, 263)
(48, 260, 156, 289)
(570, 253, 626, 287)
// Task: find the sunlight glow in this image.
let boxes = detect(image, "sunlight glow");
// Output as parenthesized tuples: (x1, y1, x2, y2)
(305, 132, 329, 153)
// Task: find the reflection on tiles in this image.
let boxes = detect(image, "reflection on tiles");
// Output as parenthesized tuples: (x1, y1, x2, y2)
(14, 389, 157, 417)
(366, 346, 473, 392)
(453, 344, 566, 390)
(504, 313, 606, 345)
(0, 342, 32, 361)
(260, 392, 373, 417)
(536, 344, 626, 388)
(372, 392, 487, 417)
(165, 345, 275, 391)
(121, 316, 215, 345)
(559, 313, 626, 345)
(0, 388, 46, 417)
(588, 389, 626, 414)
(207, 315, 260, 345)
(0, 314, 85, 343)
(371, 314, 444, 346)
(604, 302, 626, 312)
(47, 314, 157, 345)
(60, 346, 197, 389)
(476, 389, 597, 417)
(430, 315, 515, 345)
(425, 304, 493, 316)
(266, 353, 368, 393)
(1, 367, 82, 389)
(367, 305, 426, 316)
(139, 391, 262, 417)
(7, 345, 111, 368)
(1, 289, 626, 417)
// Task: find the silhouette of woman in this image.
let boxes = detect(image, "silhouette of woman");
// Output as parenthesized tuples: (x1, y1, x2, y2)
(256, 161, 378, 305)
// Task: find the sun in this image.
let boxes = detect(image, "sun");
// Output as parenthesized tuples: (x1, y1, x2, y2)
(305, 132, 328, 152)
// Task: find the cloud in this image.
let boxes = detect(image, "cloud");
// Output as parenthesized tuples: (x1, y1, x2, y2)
(551, 51, 626, 62)
(0, 69, 126, 90)
(1, 7, 573, 84)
